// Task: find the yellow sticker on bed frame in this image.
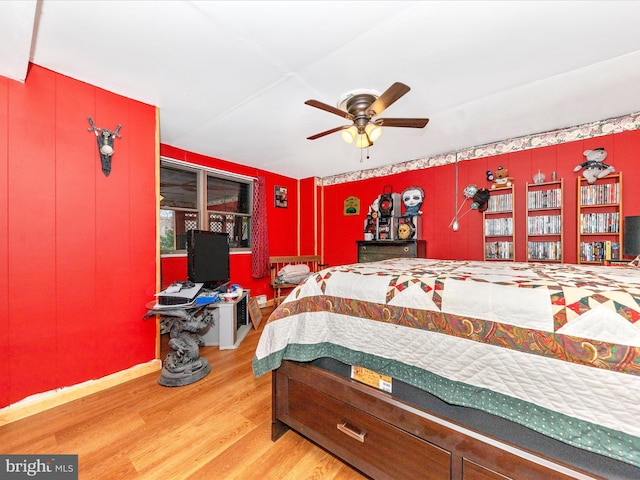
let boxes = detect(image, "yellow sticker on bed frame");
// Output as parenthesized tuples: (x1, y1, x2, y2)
(351, 366, 393, 393)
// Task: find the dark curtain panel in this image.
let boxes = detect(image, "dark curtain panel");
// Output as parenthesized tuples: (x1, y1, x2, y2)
(251, 176, 270, 278)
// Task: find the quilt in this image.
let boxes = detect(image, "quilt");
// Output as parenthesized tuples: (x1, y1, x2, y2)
(253, 258, 640, 467)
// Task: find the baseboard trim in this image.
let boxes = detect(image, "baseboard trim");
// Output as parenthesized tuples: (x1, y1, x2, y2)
(0, 359, 162, 426)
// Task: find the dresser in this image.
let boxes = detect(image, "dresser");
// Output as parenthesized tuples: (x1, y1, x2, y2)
(357, 240, 427, 263)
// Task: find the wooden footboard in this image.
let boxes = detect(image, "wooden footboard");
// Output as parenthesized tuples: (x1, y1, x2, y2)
(272, 360, 604, 480)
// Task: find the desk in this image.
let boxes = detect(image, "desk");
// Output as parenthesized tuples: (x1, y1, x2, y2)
(144, 300, 216, 387)
(144, 290, 251, 386)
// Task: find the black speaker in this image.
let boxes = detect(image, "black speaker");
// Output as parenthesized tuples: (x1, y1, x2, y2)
(379, 193, 394, 218)
(624, 216, 640, 257)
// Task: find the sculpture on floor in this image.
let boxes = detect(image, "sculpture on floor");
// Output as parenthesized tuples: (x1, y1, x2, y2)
(144, 305, 215, 386)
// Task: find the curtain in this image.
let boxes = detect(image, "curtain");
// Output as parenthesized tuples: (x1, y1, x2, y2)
(251, 176, 270, 278)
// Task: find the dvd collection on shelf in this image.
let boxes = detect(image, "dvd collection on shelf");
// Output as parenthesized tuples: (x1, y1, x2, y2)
(527, 187, 562, 209)
(484, 217, 513, 236)
(579, 212, 620, 234)
(579, 183, 619, 206)
(527, 215, 562, 235)
(528, 241, 562, 261)
(485, 241, 513, 260)
(487, 192, 513, 212)
(579, 240, 621, 262)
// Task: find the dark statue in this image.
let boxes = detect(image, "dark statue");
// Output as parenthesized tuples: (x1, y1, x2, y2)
(143, 305, 216, 387)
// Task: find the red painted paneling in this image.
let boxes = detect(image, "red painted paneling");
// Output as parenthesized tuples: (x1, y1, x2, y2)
(0, 75, 9, 408)
(614, 130, 640, 219)
(93, 89, 134, 378)
(124, 101, 158, 361)
(54, 72, 99, 385)
(323, 179, 373, 266)
(2, 65, 157, 408)
(530, 145, 557, 184)
(266, 174, 298, 256)
(556, 140, 585, 264)
(506, 149, 531, 262)
(299, 177, 317, 256)
(428, 162, 456, 260)
(7, 67, 59, 402)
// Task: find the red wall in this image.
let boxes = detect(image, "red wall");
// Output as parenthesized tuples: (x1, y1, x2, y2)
(0, 65, 157, 408)
(4, 65, 638, 412)
(158, 145, 309, 300)
(321, 129, 640, 267)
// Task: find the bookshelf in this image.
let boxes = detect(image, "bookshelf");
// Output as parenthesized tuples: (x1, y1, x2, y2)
(526, 179, 563, 262)
(577, 172, 623, 264)
(484, 186, 514, 261)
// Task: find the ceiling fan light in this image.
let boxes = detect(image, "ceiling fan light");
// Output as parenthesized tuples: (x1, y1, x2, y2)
(341, 126, 357, 144)
(354, 133, 372, 149)
(365, 123, 382, 142)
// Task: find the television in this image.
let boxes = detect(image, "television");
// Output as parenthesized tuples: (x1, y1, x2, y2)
(187, 230, 230, 291)
(624, 216, 640, 257)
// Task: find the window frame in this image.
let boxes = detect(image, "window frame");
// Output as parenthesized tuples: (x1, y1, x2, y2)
(160, 157, 254, 256)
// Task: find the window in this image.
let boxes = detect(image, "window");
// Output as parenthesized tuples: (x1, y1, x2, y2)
(206, 175, 251, 249)
(160, 159, 253, 254)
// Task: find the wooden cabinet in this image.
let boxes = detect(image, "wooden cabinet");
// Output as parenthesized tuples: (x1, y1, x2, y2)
(483, 187, 514, 261)
(357, 240, 427, 263)
(273, 361, 600, 480)
(577, 173, 623, 264)
(526, 179, 563, 262)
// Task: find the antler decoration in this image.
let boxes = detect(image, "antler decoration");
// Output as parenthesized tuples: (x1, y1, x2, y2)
(88, 117, 122, 177)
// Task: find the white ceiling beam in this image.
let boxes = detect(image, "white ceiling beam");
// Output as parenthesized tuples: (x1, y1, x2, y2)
(0, 0, 38, 82)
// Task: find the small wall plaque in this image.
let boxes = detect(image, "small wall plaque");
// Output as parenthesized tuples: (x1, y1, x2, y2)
(343, 196, 360, 216)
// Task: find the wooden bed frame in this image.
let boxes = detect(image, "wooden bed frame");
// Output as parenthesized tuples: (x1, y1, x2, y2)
(272, 360, 615, 480)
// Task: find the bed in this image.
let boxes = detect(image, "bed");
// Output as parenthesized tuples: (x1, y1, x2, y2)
(252, 258, 640, 480)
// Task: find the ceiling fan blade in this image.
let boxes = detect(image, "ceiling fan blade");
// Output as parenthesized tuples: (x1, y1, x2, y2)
(305, 100, 354, 121)
(374, 118, 430, 128)
(307, 125, 350, 140)
(366, 82, 411, 117)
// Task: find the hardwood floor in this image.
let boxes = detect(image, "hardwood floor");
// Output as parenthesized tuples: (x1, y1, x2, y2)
(0, 309, 367, 480)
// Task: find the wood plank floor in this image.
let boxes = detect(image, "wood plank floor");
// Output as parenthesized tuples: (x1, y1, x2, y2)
(0, 309, 367, 479)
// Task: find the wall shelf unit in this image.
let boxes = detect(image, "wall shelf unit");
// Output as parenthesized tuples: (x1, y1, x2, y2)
(483, 186, 514, 261)
(526, 179, 563, 262)
(577, 172, 623, 264)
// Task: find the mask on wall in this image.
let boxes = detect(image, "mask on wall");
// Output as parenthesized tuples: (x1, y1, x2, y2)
(401, 186, 425, 217)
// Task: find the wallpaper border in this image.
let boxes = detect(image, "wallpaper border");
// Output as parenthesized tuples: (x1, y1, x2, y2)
(320, 111, 640, 186)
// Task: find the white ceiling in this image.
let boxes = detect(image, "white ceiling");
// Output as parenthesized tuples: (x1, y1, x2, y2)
(3, 1, 640, 179)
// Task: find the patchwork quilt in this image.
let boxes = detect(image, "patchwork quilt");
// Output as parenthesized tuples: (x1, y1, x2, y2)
(253, 258, 640, 467)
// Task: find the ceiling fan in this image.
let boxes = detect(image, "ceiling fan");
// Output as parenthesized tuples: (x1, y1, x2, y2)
(305, 82, 429, 148)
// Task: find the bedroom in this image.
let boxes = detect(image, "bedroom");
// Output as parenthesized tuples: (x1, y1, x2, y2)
(2, 1, 640, 479)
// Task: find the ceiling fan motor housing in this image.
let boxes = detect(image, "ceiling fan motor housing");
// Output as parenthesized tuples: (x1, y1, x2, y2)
(345, 93, 377, 131)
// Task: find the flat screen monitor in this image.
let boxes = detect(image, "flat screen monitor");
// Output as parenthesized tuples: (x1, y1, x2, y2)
(624, 216, 640, 257)
(187, 230, 230, 290)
